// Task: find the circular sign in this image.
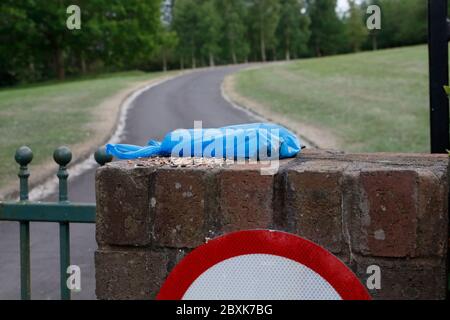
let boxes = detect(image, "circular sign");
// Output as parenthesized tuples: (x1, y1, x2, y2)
(157, 230, 370, 300)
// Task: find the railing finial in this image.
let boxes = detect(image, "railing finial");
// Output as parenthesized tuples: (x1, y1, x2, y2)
(53, 146, 72, 168)
(15, 146, 33, 202)
(94, 146, 113, 166)
(15, 146, 33, 167)
(53, 146, 72, 203)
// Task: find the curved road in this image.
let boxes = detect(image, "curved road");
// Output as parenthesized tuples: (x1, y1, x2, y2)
(0, 65, 256, 299)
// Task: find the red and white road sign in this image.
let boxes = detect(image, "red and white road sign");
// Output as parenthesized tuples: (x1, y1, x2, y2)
(157, 230, 370, 300)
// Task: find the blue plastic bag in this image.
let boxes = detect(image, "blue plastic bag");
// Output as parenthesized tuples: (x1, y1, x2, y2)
(106, 123, 302, 160)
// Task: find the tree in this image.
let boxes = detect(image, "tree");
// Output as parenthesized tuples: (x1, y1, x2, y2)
(361, 0, 381, 50)
(173, 0, 201, 68)
(394, 0, 427, 46)
(100, 0, 160, 70)
(0, 1, 37, 84)
(277, 0, 310, 60)
(307, 0, 345, 56)
(364, 0, 427, 50)
(67, 0, 105, 74)
(248, 0, 281, 62)
(1, 0, 436, 86)
(156, 27, 179, 71)
(345, 0, 367, 52)
(221, 0, 250, 64)
(12, 0, 74, 80)
(0, 0, 161, 83)
(198, 0, 222, 66)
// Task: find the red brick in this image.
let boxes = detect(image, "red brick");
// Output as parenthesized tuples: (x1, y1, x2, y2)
(354, 256, 447, 300)
(357, 169, 417, 257)
(96, 165, 153, 246)
(302, 149, 448, 168)
(216, 165, 274, 233)
(285, 160, 347, 254)
(415, 169, 448, 257)
(95, 249, 169, 300)
(152, 168, 210, 248)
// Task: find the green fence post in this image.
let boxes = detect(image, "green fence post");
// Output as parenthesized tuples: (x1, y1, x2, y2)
(15, 146, 33, 300)
(54, 146, 72, 300)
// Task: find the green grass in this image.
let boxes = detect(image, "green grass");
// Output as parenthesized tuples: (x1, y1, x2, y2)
(235, 45, 443, 153)
(0, 70, 173, 191)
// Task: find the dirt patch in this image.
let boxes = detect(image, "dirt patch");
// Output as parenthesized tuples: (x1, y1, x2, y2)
(0, 72, 187, 200)
(222, 73, 341, 150)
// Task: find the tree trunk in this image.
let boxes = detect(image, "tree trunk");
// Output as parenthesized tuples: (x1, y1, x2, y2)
(80, 52, 87, 74)
(285, 49, 290, 61)
(162, 51, 168, 72)
(55, 46, 65, 80)
(231, 48, 237, 65)
(259, 9, 266, 62)
(191, 45, 196, 68)
(315, 43, 322, 57)
(285, 35, 290, 61)
(260, 35, 266, 62)
(209, 52, 215, 67)
(27, 60, 35, 82)
(372, 34, 378, 51)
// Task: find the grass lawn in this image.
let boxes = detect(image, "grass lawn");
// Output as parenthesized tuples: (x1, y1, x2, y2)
(235, 45, 444, 153)
(0, 70, 173, 191)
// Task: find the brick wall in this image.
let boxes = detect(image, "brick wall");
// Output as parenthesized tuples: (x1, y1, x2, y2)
(95, 150, 449, 300)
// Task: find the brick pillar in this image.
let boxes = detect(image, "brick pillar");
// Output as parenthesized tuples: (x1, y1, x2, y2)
(95, 150, 449, 300)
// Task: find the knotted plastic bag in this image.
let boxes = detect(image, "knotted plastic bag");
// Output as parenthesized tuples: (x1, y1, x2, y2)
(106, 123, 302, 160)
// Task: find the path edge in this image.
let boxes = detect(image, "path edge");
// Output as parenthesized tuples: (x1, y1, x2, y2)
(221, 69, 341, 150)
(0, 71, 190, 201)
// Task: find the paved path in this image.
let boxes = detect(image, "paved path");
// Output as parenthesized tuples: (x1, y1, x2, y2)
(0, 65, 256, 299)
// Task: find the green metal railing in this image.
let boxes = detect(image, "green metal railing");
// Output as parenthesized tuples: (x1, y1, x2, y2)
(0, 145, 112, 300)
